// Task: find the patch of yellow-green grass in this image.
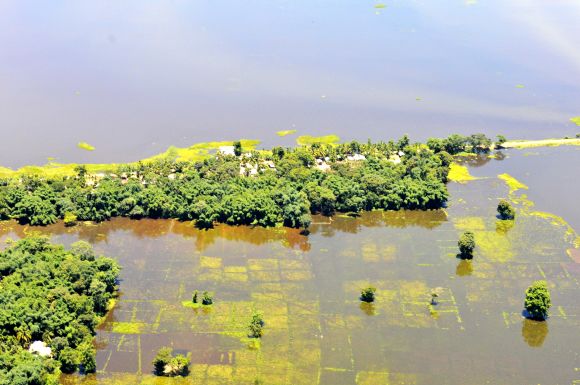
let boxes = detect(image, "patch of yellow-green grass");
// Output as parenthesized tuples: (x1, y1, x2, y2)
(200, 256, 222, 269)
(498, 173, 528, 194)
(77, 141, 95, 151)
(571, 116, 580, 126)
(453, 217, 486, 231)
(181, 301, 204, 309)
(474, 231, 513, 263)
(276, 129, 297, 137)
(296, 134, 340, 146)
(447, 163, 476, 183)
(502, 138, 580, 148)
(142, 139, 261, 163)
(515, 84, 525, 88)
(374, 3, 386, 8)
(356, 371, 390, 384)
(111, 322, 146, 334)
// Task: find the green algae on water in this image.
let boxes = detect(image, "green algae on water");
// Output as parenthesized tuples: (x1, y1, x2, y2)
(78, 141, 95, 151)
(276, 129, 297, 137)
(498, 173, 528, 194)
(447, 163, 476, 183)
(571, 116, 580, 126)
(296, 134, 340, 146)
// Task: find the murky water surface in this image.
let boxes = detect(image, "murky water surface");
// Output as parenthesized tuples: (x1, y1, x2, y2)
(2, 0, 580, 166)
(0, 150, 578, 384)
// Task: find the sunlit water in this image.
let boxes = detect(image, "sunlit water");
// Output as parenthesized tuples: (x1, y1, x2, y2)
(1, 0, 580, 167)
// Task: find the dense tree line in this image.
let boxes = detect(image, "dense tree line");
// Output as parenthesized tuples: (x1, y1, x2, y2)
(0, 237, 120, 384)
(0, 134, 491, 230)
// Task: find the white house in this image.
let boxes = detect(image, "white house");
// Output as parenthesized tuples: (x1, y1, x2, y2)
(218, 146, 236, 157)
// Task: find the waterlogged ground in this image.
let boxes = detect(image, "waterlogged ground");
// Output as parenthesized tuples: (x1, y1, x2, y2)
(0, 152, 579, 384)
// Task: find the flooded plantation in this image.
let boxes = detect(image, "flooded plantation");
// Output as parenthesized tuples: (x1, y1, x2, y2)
(1, 150, 578, 385)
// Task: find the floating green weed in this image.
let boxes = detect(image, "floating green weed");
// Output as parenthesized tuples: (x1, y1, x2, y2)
(447, 163, 476, 183)
(78, 141, 95, 151)
(498, 173, 528, 194)
(570, 116, 580, 126)
(276, 129, 297, 137)
(296, 134, 340, 146)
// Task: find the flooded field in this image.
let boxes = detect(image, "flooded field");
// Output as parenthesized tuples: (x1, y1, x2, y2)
(1, 150, 578, 385)
(2, 0, 580, 167)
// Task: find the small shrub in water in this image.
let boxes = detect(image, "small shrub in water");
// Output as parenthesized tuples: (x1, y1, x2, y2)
(248, 312, 264, 338)
(202, 291, 213, 305)
(458, 231, 475, 258)
(497, 200, 515, 220)
(192, 290, 198, 304)
(360, 287, 376, 303)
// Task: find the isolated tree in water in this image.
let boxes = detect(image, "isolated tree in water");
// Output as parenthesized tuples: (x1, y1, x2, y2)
(497, 200, 515, 220)
(524, 280, 551, 320)
(458, 231, 475, 258)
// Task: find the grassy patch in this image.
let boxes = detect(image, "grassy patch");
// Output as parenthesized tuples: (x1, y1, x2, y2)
(498, 173, 528, 194)
(296, 134, 340, 146)
(111, 322, 146, 334)
(571, 116, 580, 126)
(447, 163, 476, 183)
(276, 129, 297, 137)
(77, 141, 95, 151)
(374, 3, 386, 8)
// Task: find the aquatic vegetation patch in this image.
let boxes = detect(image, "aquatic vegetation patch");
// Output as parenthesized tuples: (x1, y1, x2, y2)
(453, 216, 486, 231)
(447, 163, 476, 183)
(296, 134, 340, 146)
(474, 231, 513, 263)
(276, 129, 297, 137)
(111, 322, 147, 334)
(374, 3, 386, 8)
(78, 141, 96, 151)
(498, 173, 528, 194)
(571, 116, 580, 126)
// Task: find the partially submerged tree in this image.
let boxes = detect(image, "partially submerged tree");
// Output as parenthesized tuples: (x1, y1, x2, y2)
(248, 312, 265, 338)
(524, 280, 551, 321)
(201, 291, 213, 305)
(360, 287, 376, 303)
(152, 347, 190, 377)
(458, 231, 475, 258)
(497, 200, 515, 220)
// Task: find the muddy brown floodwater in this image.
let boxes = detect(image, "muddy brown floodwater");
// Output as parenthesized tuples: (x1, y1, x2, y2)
(0, 149, 578, 385)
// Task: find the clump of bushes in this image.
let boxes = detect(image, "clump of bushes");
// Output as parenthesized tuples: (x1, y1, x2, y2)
(152, 347, 190, 377)
(202, 291, 214, 305)
(524, 280, 551, 321)
(248, 312, 265, 338)
(63, 212, 77, 227)
(458, 231, 475, 258)
(360, 287, 376, 303)
(497, 199, 515, 220)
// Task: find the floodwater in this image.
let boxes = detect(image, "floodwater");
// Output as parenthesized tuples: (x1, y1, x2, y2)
(1, 150, 579, 384)
(2, 0, 580, 167)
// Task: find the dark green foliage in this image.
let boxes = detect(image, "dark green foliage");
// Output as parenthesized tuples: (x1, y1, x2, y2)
(0, 236, 120, 380)
(248, 312, 264, 338)
(233, 141, 243, 157)
(524, 281, 551, 321)
(497, 199, 516, 220)
(458, 231, 476, 258)
(0, 351, 61, 385)
(58, 348, 78, 374)
(496, 135, 507, 148)
(192, 291, 198, 304)
(201, 291, 213, 305)
(360, 287, 376, 303)
(0, 136, 460, 231)
(152, 347, 190, 377)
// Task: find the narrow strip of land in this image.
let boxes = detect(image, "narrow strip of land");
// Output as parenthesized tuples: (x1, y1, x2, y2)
(502, 138, 580, 149)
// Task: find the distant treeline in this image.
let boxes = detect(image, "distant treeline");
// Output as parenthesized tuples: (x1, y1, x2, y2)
(0, 134, 493, 230)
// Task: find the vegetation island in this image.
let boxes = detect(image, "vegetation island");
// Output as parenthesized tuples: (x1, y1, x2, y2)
(0, 134, 502, 232)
